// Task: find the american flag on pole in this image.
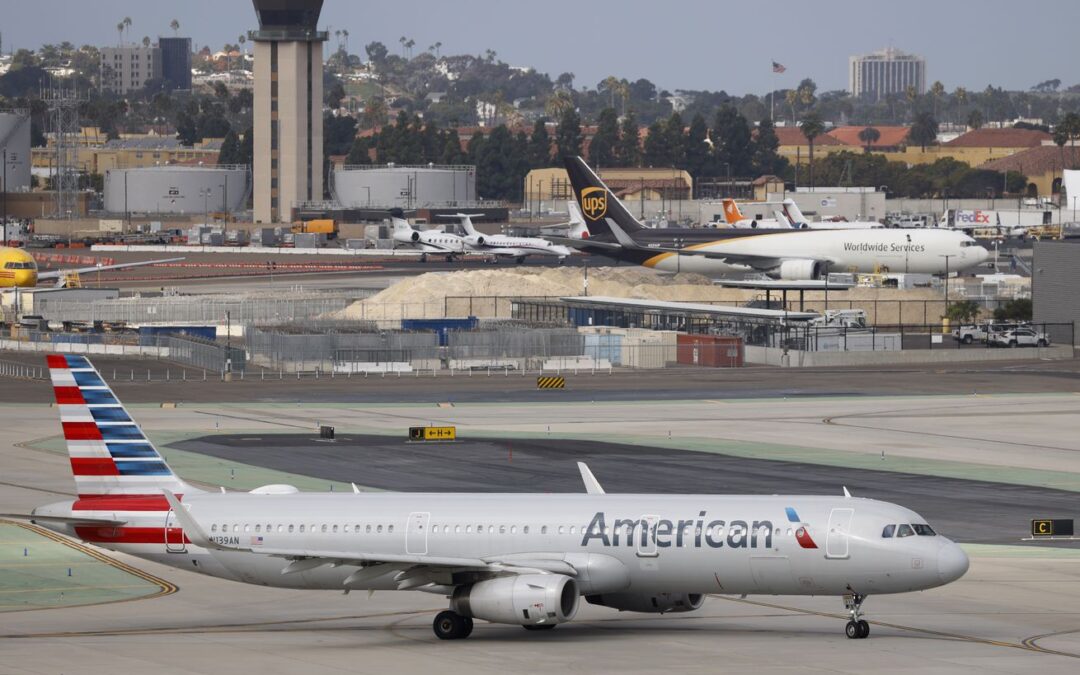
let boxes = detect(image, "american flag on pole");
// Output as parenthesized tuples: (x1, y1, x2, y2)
(772, 61, 787, 74)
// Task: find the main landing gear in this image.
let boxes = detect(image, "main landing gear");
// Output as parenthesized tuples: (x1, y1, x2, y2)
(433, 610, 474, 640)
(843, 592, 870, 639)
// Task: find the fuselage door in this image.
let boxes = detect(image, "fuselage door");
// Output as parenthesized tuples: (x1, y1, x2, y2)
(406, 511, 430, 555)
(825, 508, 854, 559)
(636, 515, 659, 558)
(164, 509, 187, 553)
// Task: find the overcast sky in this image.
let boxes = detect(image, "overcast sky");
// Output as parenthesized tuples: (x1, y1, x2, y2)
(4, 0, 1078, 95)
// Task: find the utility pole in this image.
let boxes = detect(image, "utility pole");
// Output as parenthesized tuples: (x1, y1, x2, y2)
(940, 254, 954, 320)
(2, 148, 7, 245)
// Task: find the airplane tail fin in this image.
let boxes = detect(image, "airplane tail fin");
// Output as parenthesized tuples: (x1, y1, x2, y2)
(782, 199, 808, 227)
(46, 354, 198, 498)
(566, 200, 588, 239)
(564, 156, 644, 238)
(389, 208, 413, 234)
(722, 199, 744, 224)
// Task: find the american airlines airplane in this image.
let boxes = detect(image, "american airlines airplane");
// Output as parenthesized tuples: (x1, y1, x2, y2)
(25, 355, 969, 641)
(441, 214, 573, 263)
(390, 209, 466, 261)
(562, 157, 990, 279)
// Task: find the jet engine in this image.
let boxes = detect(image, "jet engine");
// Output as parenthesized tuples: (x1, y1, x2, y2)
(775, 259, 823, 280)
(586, 592, 705, 614)
(451, 574, 579, 626)
(464, 234, 486, 247)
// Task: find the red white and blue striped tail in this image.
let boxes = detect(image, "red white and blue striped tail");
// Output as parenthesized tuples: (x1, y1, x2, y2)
(47, 354, 198, 499)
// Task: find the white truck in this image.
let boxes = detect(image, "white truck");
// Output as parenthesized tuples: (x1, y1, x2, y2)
(987, 327, 1050, 348)
(953, 321, 1026, 344)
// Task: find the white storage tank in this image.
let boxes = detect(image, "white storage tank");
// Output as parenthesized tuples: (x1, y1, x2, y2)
(0, 111, 32, 192)
(104, 166, 250, 215)
(332, 164, 476, 208)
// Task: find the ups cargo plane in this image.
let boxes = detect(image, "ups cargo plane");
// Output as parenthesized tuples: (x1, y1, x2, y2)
(562, 157, 990, 279)
(23, 355, 968, 640)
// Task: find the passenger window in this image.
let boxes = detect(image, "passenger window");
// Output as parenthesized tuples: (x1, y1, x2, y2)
(455, 525, 461, 533)
(466, 525, 472, 533)
(266, 524, 272, 532)
(255, 525, 261, 533)
(558, 526, 565, 535)
(541, 526, 548, 534)
(366, 524, 372, 533)
(499, 525, 506, 535)
(377, 525, 383, 533)
(299, 525, 305, 533)
(523, 525, 529, 534)
(897, 524, 915, 538)
(332, 525, 338, 533)
(232, 524, 238, 533)
(570, 526, 576, 535)
(388, 525, 394, 534)
(321, 524, 327, 533)
(288, 524, 294, 533)
(355, 524, 360, 533)
(510, 526, 517, 534)
(912, 524, 936, 536)
(882, 524, 896, 538)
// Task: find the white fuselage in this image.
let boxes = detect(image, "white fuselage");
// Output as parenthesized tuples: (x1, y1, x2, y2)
(467, 234, 573, 259)
(42, 492, 967, 598)
(645, 228, 989, 277)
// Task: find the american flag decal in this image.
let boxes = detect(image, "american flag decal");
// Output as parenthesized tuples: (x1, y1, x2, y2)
(251, 536, 264, 546)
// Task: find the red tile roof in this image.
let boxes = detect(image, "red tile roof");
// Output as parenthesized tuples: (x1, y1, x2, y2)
(827, 125, 911, 148)
(773, 127, 843, 146)
(944, 128, 1052, 148)
(981, 145, 1076, 174)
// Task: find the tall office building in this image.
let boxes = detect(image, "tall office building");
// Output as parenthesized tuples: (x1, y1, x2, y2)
(159, 37, 192, 91)
(849, 48, 926, 100)
(251, 0, 327, 224)
(100, 46, 162, 95)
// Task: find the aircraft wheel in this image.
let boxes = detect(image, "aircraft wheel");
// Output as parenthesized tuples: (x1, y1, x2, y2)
(845, 621, 860, 639)
(857, 620, 870, 638)
(962, 335, 973, 345)
(523, 624, 556, 631)
(433, 610, 470, 640)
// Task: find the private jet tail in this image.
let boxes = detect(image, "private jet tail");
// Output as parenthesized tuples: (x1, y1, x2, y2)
(443, 213, 486, 237)
(722, 199, 745, 224)
(46, 354, 199, 499)
(782, 199, 808, 227)
(564, 156, 645, 239)
(566, 200, 589, 239)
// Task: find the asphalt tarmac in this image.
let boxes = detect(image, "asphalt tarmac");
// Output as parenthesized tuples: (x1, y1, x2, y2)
(172, 433, 1075, 547)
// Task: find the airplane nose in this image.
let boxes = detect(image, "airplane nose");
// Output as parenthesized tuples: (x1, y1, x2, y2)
(975, 246, 990, 263)
(937, 541, 969, 584)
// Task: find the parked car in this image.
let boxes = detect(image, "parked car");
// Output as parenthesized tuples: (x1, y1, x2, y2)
(953, 322, 1026, 344)
(987, 327, 1050, 348)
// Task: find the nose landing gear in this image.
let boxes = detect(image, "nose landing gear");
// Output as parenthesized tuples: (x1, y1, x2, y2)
(843, 592, 870, 639)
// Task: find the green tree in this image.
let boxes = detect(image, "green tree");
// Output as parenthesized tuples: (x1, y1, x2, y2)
(588, 107, 619, 168)
(642, 120, 670, 166)
(858, 126, 881, 153)
(218, 129, 241, 165)
(945, 300, 981, 324)
(175, 110, 199, 145)
(683, 113, 710, 178)
(616, 112, 641, 167)
(554, 107, 583, 159)
(908, 112, 939, 151)
(966, 109, 984, 130)
(799, 113, 826, 189)
(713, 105, 754, 176)
(526, 119, 552, 167)
(663, 112, 686, 168)
(751, 117, 785, 176)
(993, 298, 1032, 322)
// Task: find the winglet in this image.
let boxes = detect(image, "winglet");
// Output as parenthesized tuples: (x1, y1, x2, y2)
(162, 489, 241, 551)
(577, 462, 606, 495)
(351, 482, 361, 494)
(606, 220, 639, 249)
(842, 486, 852, 498)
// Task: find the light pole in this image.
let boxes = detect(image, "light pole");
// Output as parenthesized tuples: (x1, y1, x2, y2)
(220, 182, 227, 235)
(2, 148, 7, 245)
(674, 236, 684, 275)
(940, 254, 954, 320)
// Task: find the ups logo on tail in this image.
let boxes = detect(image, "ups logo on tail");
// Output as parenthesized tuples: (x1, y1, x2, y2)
(580, 187, 608, 221)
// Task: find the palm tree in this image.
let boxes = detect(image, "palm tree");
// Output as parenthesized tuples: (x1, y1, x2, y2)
(399, 36, 407, 57)
(170, 19, 180, 36)
(800, 113, 826, 189)
(341, 29, 349, 53)
(784, 89, 798, 124)
(858, 126, 881, 153)
(123, 16, 132, 43)
(930, 81, 945, 119)
(405, 39, 415, 58)
(142, 36, 151, 49)
(238, 35, 246, 55)
(116, 22, 125, 47)
(432, 41, 442, 58)
(544, 90, 574, 119)
(602, 75, 621, 109)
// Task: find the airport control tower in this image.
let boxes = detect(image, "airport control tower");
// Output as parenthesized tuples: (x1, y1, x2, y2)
(251, 0, 327, 223)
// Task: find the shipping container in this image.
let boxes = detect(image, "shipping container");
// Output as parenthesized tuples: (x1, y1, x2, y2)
(676, 334, 744, 367)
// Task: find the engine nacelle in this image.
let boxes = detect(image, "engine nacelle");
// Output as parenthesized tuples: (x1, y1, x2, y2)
(775, 259, 822, 280)
(464, 234, 486, 247)
(249, 484, 299, 495)
(391, 229, 420, 244)
(586, 592, 705, 614)
(451, 574, 579, 626)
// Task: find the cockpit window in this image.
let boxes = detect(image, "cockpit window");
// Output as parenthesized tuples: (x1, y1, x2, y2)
(881, 524, 896, 538)
(912, 524, 936, 536)
(961, 240, 978, 247)
(3, 261, 34, 270)
(896, 524, 915, 538)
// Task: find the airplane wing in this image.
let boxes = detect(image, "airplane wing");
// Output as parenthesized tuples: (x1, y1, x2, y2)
(37, 257, 186, 285)
(1, 513, 127, 527)
(544, 235, 622, 251)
